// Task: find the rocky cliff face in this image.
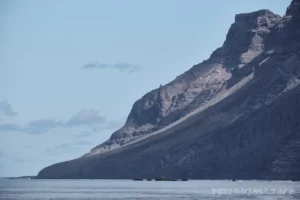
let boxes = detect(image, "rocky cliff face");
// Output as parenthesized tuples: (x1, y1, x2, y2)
(85, 9, 282, 157)
(38, 0, 300, 179)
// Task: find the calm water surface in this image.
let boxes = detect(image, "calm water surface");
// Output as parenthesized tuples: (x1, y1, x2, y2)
(0, 179, 299, 200)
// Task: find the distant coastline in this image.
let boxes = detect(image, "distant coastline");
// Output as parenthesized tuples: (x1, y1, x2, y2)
(0, 176, 36, 180)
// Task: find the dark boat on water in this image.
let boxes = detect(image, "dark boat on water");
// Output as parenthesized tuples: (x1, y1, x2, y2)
(132, 178, 143, 181)
(133, 177, 186, 181)
(155, 177, 177, 181)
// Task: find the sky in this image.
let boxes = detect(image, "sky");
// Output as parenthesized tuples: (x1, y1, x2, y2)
(0, 0, 290, 177)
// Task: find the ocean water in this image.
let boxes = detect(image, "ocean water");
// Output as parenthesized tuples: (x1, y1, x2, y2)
(0, 179, 299, 200)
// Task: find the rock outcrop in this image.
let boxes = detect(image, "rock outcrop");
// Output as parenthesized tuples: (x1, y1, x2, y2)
(38, 0, 300, 180)
(84, 9, 282, 157)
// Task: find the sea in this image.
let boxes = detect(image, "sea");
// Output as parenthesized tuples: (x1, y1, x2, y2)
(0, 179, 299, 200)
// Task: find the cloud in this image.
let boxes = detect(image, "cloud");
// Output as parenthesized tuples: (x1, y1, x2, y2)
(25, 119, 63, 134)
(0, 119, 62, 134)
(21, 109, 106, 134)
(20, 109, 106, 134)
(83, 62, 143, 73)
(0, 108, 109, 135)
(67, 109, 106, 127)
(0, 123, 21, 131)
(0, 101, 20, 132)
(0, 101, 17, 117)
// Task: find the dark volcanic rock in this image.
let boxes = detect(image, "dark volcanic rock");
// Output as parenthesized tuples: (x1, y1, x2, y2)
(85, 9, 282, 156)
(286, 0, 300, 18)
(38, 0, 300, 180)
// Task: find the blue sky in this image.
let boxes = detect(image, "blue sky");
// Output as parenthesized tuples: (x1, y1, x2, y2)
(0, 0, 290, 177)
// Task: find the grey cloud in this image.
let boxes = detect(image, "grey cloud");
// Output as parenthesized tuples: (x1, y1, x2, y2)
(23, 109, 106, 134)
(0, 108, 108, 135)
(25, 119, 63, 134)
(67, 109, 106, 127)
(0, 123, 21, 131)
(0, 101, 17, 117)
(0, 101, 19, 132)
(83, 62, 143, 73)
(0, 119, 61, 134)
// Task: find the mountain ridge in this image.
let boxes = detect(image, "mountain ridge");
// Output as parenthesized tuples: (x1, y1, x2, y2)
(84, 8, 282, 157)
(37, 0, 300, 179)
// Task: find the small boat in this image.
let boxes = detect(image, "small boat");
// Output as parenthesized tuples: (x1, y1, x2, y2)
(181, 179, 188, 181)
(147, 179, 152, 181)
(155, 177, 177, 181)
(133, 178, 143, 181)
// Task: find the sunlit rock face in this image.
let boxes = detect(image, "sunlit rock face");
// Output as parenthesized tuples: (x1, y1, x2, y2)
(38, 0, 300, 180)
(85, 9, 282, 156)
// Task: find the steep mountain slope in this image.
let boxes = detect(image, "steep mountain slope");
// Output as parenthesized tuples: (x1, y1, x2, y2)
(84, 9, 281, 157)
(38, 0, 300, 179)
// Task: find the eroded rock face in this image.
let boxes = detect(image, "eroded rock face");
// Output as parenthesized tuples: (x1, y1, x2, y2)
(85, 9, 282, 157)
(38, 0, 300, 180)
(286, 0, 300, 18)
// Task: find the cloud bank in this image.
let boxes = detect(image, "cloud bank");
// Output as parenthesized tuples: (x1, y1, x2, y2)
(0, 107, 110, 134)
(0, 101, 18, 117)
(67, 109, 106, 127)
(0, 124, 21, 131)
(83, 62, 143, 73)
(26, 109, 107, 134)
(0, 100, 123, 136)
(26, 119, 64, 134)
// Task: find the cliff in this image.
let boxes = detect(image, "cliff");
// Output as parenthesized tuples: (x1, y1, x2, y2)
(38, 0, 300, 179)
